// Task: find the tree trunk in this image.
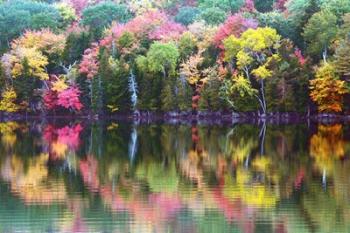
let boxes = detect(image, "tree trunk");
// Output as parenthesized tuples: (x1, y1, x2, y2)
(259, 120, 266, 155)
(260, 79, 267, 115)
(322, 48, 327, 63)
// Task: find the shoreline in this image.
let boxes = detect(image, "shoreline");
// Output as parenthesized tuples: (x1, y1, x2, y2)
(0, 111, 349, 124)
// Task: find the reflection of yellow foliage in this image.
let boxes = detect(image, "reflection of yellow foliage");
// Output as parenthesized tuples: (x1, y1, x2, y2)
(0, 122, 20, 148)
(52, 141, 68, 158)
(179, 149, 209, 188)
(252, 157, 271, 172)
(310, 124, 345, 173)
(107, 122, 119, 130)
(1, 153, 66, 204)
(231, 138, 257, 163)
(2, 133, 16, 148)
(15, 153, 48, 187)
(223, 168, 278, 208)
(0, 121, 20, 133)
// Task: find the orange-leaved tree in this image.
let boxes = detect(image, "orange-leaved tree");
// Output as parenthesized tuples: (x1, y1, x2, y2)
(309, 63, 348, 113)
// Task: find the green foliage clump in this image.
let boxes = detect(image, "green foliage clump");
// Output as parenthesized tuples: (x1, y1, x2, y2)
(0, 0, 61, 50)
(81, 2, 133, 39)
(175, 7, 200, 26)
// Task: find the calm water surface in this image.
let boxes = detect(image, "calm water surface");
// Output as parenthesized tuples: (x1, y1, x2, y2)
(0, 120, 349, 233)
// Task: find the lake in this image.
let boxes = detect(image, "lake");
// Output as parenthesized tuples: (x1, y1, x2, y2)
(0, 120, 348, 233)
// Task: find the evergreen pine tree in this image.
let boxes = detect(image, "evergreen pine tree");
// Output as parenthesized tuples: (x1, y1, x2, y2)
(176, 77, 192, 111)
(63, 30, 92, 65)
(161, 78, 176, 112)
(334, 39, 350, 78)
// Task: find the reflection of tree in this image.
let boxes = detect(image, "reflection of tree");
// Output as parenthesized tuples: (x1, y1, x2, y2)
(0, 153, 67, 204)
(136, 160, 179, 193)
(223, 168, 278, 208)
(303, 184, 350, 233)
(2, 121, 350, 232)
(43, 123, 83, 160)
(0, 122, 20, 149)
(225, 125, 259, 167)
(310, 124, 345, 185)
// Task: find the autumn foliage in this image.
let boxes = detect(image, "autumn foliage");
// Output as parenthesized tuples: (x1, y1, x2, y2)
(0, 0, 349, 115)
(310, 63, 348, 112)
(213, 14, 258, 50)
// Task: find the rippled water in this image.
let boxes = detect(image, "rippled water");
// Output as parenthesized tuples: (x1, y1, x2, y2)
(0, 120, 348, 233)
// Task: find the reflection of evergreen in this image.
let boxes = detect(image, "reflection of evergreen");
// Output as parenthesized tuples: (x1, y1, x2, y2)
(0, 121, 350, 232)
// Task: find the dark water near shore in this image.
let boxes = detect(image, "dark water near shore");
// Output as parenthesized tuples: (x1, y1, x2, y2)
(0, 120, 349, 233)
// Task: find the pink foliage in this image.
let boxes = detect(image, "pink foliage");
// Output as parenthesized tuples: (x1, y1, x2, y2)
(69, 0, 88, 15)
(148, 193, 182, 218)
(148, 21, 186, 42)
(213, 14, 258, 50)
(241, 0, 256, 12)
(273, 0, 288, 11)
(79, 43, 99, 79)
(125, 10, 168, 36)
(294, 48, 306, 66)
(103, 10, 167, 44)
(79, 156, 100, 192)
(57, 124, 83, 150)
(101, 10, 180, 47)
(43, 125, 56, 143)
(294, 168, 305, 189)
(43, 123, 83, 157)
(66, 22, 88, 34)
(183, 0, 197, 7)
(57, 86, 83, 111)
(43, 90, 58, 110)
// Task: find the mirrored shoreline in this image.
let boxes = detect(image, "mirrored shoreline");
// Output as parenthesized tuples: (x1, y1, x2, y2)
(0, 120, 348, 233)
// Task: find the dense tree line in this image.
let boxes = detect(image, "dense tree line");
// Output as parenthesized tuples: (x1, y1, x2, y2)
(0, 0, 350, 116)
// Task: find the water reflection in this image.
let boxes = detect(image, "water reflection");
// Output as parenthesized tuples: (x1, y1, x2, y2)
(0, 121, 349, 232)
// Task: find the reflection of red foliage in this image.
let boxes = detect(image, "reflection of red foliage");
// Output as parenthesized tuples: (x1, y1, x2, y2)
(148, 193, 182, 218)
(79, 156, 100, 192)
(43, 125, 56, 142)
(71, 216, 88, 233)
(212, 188, 255, 233)
(43, 124, 83, 159)
(294, 168, 305, 189)
(57, 124, 83, 150)
(191, 126, 199, 143)
(275, 222, 287, 233)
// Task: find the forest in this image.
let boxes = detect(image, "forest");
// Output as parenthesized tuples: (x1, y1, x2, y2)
(0, 0, 349, 117)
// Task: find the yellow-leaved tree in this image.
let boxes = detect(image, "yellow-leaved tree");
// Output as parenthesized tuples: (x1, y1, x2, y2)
(0, 88, 19, 112)
(180, 50, 219, 111)
(3, 47, 49, 80)
(223, 27, 281, 115)
(310, 62, 348, 113)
